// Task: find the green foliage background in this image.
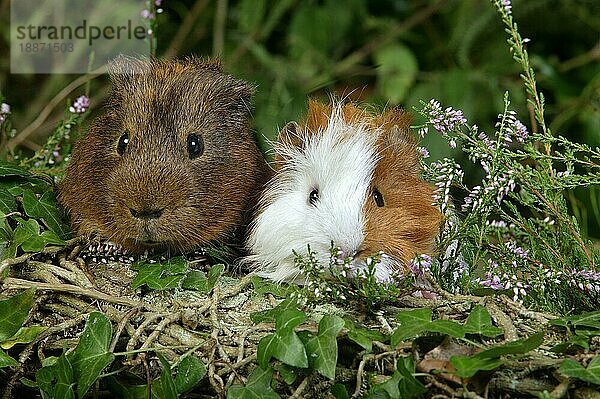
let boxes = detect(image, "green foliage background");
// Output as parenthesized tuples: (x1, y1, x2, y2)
(0, 0, 598, 235)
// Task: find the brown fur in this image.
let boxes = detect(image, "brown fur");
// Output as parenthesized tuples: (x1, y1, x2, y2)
(58, 57, 269, 252)
(303, 100, 442, 268)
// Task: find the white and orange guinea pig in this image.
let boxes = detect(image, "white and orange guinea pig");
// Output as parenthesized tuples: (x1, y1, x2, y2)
(245, 100, 443, 284)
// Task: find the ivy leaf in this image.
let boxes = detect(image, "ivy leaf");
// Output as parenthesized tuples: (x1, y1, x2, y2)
(0, 160, 30, 177)
(227, 366, 281, 399)
(22, 190, 70, 239)
(391, 308, 432, 345)
(366, 357, 425, 399)
(449, 355, 504, 379)
(0, 348, 18, 368)
(153, 352, 178, 399)
(36, 354, 76, 399)
(181, 264, 224, 293)
(257, 309, 308, 369)
(345, 319, 386, 352)
(251, 298, 298, 324)
(1, 326, 47, 349)
(174, 355, 206, 394)
(475, 332, 543, 358)
(428, 320, 465, 338)
(12, 219, 65, 253)
(463, 305, 503, 337)
(0, 183, 16, 214)
(131, 257, 188, 290)
(551, 310, 600, 330)
(275, 363, 298, 385)
(305, 314, 344, 379)
(0, 287, 36, 341)
(559, 357, 600, 385)
(68, 312, 115, 398)
(450, 333, 544, 378)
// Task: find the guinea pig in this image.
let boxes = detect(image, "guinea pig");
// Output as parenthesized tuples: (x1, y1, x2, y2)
(245, 100, 442, 283)
(58, 57, 269, 252)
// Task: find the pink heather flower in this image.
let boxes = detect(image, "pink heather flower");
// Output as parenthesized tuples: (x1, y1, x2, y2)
(69, 95, 90, 114)
(513, 119, 528, 142)
(0, 102, 10, 123)
(501, 0, 512, 14)
(141, 9, 155, 19)
(426, 99, 467, 135)
(418, 146, 430, 158)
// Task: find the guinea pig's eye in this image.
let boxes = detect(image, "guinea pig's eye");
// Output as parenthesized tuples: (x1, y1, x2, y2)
(309, 189, 319, 205)
(117, 132, 129, 156)
(373, 188, 385, 207)
(187, 133, 204, 159)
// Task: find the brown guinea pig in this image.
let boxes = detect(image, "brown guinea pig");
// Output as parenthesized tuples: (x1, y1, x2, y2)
(58, 57, 269, 252)
(245, 100, 442, 283)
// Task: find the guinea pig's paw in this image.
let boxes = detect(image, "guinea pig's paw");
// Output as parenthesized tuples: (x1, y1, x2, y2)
(81, 240, 135, 264)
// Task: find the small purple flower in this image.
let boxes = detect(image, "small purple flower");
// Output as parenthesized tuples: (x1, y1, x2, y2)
(506, 241, 528, 259)
(418, 146, 430, 158)
(0, 102, 9, 123)
(69, 95, 90, 114)
(479, 271, 504, 290)
(426, 99, 467, 136)
(409, 254, 432, 278)
(155, 0, 162, 6)
(513, 119, 528, 142)
(140, 9, 155, 19)
(501, 0, 512, 14)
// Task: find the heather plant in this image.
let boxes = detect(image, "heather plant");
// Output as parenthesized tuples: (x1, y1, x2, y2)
(412, 0, 600, 313)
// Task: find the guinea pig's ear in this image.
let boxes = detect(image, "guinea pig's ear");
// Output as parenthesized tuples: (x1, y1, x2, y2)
(227, 80, 255, 115)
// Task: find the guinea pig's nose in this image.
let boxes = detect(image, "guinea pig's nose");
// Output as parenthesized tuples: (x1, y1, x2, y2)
(129, 207, 164, 220)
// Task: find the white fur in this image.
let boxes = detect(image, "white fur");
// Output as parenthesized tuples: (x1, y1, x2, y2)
(246, 105, 381, 283)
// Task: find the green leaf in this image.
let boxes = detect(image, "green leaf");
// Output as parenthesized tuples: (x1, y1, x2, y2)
(463, 305, 503, 337)
(367, 357, 425, 399)
(345, 319, 386, 352)
(131, 257, 189, 290)
(174, 355, 206, 394)
(551, 310, 600, 330)
(391, 308, 432, 345)
(227, 366, 280, 399)
(449, 355, 504, 379)
(36, 354, 76, 399)
(181, 264, 224, 293)
(1, 326, 47, 349)
(0, 160, 30, 177)
(428, 320, 466, 338)
(0, 184, 16, 214)
(275, 363, 298, 385)
(374, 43, 418, 104)
(257, 309, 308, 368)
(551, 333, 590, 353)
(22, 190, 70, 239)
(0, 287, 36, 341)
(476, 332, 544, 358)
(154, 352, 178, 399)
(331, 383, 350, 399)
(449, 333, 544, 378)
(251, 298, 298, 324)
(68, 312, 115, 398)
(12, 218, 65, 253)
(0, 348, 19, 368)
(560, 357, 600, 385)
(305, 314, 344, 379)
(251, 275, 291, 297)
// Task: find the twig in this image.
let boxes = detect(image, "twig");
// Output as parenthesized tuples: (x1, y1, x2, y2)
(2, 277, 143, 307)
(290, 375, 312, 399)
